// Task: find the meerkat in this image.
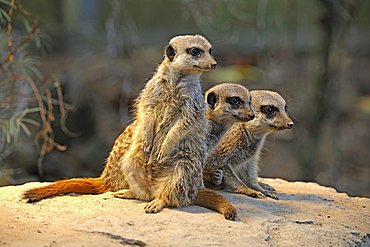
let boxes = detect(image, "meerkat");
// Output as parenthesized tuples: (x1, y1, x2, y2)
(203, 83, 255, 153)
(23, 35, 251, 220)
(204, 90, 294, 199)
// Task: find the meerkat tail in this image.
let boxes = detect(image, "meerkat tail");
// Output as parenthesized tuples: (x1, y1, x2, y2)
(23, 178, 108, 203)
(194, 188, 237, 220)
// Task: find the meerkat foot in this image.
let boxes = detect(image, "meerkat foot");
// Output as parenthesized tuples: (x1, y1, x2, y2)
(144, 198, 166, 213)
(259, 182, 276, 192)
(262, 190, 279, 200)
(113, 189, 136, 199)
(212, 169, 223, 186)
(223, 205, 237, 221)
(235, 187, 266, 199)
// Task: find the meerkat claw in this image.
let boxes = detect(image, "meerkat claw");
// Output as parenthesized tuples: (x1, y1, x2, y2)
(259, 182, 276, 192)
(113, 189, 135, 199)
(263, 190, 279, 200)
(144, 199, 166, 214)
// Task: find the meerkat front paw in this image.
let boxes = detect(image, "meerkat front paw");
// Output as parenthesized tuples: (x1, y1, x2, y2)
(142, 141, 152, 157)
(212, 169, 223, 186)
(144, 198, 166, 213)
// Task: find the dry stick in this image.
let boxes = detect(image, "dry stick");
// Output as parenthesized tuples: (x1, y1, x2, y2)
(35, 89, 66, 177)
(14, 0, 39, 51)
(53, 77, 78, 137)
(6, 0, 15, 63)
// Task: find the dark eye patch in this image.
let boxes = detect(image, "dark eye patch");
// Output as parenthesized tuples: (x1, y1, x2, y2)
(226, 97, 244, 107)
(186, 47, 204, 57)
(261, 105, 278, 117)
(209, 48, 213, 55)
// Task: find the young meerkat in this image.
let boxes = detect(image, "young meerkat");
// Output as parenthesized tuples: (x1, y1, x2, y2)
(204, 90, 294, 199)
(23, 35, 252, 220)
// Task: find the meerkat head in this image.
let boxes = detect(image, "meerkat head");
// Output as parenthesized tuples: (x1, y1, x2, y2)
(164, 34, 217, 73)
(249, 90, 294, 133)
(205, 83, 255, 124)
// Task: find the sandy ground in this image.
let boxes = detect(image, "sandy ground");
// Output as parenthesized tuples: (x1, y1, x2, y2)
(0, 178, 369, 246)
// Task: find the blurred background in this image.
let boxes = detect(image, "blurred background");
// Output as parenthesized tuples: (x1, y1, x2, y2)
(0, 0, 369, 197)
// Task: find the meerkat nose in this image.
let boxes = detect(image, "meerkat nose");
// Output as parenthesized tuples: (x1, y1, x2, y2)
(211, 63, 217, 69)
(286, 121, 294, 129)
(248, 112, 255, 120)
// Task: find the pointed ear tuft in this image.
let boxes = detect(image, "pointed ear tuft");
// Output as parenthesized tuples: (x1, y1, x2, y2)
(206, 92, 217, 110)
(165, 45, 176, 61)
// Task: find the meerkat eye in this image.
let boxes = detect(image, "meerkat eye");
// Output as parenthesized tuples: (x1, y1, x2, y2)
(187, 47, 203, 57)
(227, 97, 242, 106)
(209, 48, 213, 55)
(261, 105, 277, 116)
(285, 105, 288, 112)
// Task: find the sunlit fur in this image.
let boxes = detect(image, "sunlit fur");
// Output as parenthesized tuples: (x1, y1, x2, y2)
(22, 35, 238, 220)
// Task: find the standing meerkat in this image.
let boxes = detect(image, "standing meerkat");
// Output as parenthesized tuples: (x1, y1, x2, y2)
(204, 90, 294, 199)
(23, 35, 252, 220)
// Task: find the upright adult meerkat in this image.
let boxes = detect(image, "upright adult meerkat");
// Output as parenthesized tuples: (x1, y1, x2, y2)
(23, 35, 252, 220)
(204, 90, 294, 199)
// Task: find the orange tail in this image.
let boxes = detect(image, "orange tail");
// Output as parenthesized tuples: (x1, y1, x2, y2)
(23, 178, 108, 203)
(194, 188, 237, 220)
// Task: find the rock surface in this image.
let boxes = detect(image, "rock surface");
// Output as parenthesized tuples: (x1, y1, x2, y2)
(0, 178, 369, 247)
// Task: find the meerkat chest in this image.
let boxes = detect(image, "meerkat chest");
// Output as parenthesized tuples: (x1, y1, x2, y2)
(154, 81, 206, 127)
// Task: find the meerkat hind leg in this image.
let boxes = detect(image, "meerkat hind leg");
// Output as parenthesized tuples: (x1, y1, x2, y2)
(240, 166, 278, 200)
(113, 189, 136, 199)
(144, 198, 167, 213)
(221, 165, 265, 198)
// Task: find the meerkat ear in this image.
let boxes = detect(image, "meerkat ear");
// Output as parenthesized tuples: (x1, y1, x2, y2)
(165, 45, 176, 61)
(206, 92, 217, 109)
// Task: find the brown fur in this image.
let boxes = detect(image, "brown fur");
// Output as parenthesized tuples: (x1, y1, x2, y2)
(24, 178, 108, 202)
(204, 90, 294, 199)
(23, 35, 240, 220)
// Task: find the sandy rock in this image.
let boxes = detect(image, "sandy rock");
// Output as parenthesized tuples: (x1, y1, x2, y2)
(0, 178, 369, 246)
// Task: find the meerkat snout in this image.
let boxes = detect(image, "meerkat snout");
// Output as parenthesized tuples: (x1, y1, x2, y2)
(286, 121, 294, 129)
(250, 90, 294, 131)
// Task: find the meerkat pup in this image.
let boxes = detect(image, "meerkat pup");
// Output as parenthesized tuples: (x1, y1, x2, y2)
(203, 83, 255, 153)
(204, 90, 294, 199)
(23, 35, 250, 220)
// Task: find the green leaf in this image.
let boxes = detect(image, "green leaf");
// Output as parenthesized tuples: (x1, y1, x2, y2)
(23, 107, 40, 114)
(20, 122, 31, 136)
(23, 18, 32, 32)
(0, 9, 10, 23)
(34, 36, 41, 49)
(6, 124, 11, 144)
(0, 0, 11, 6)
(22, 118, 40, 127)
